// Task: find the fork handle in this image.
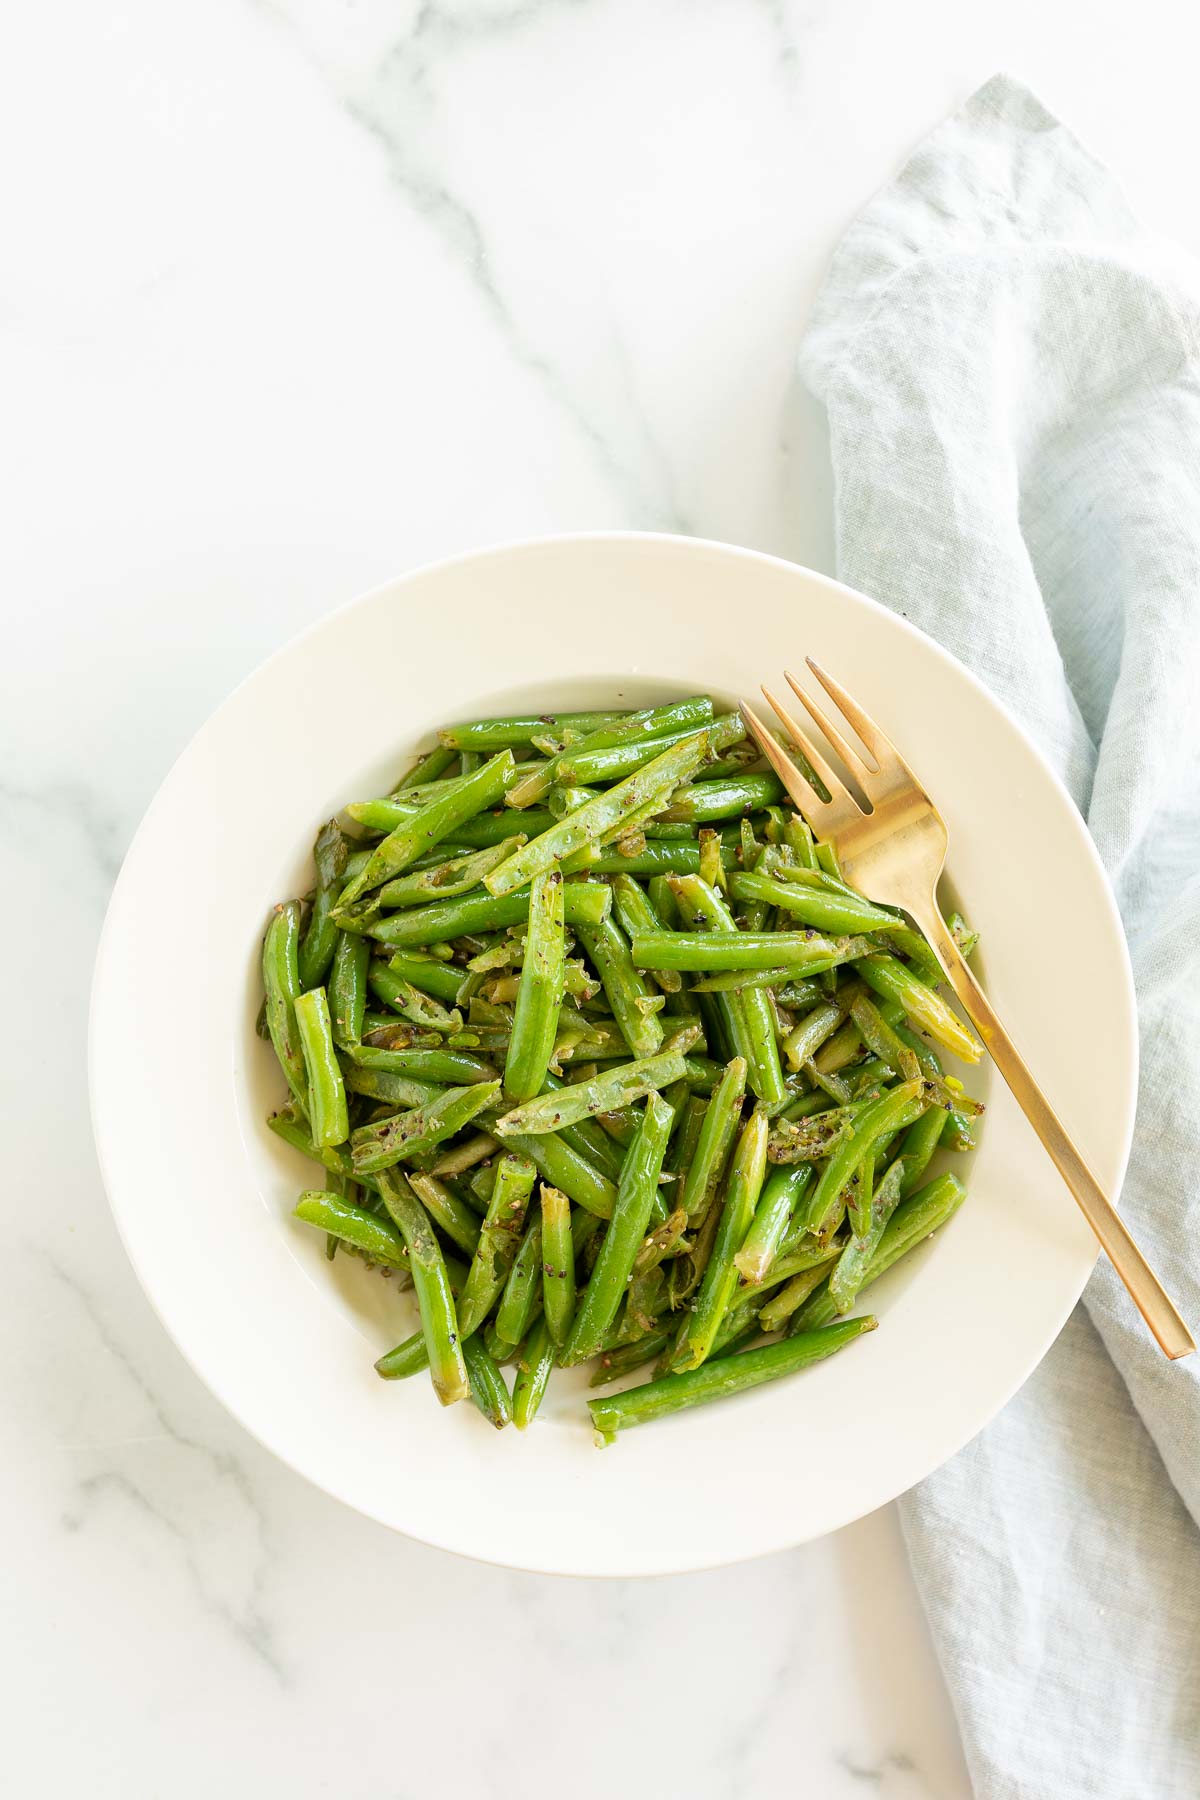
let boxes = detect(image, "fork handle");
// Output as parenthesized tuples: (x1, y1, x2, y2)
(908, 900, 1194, 1360)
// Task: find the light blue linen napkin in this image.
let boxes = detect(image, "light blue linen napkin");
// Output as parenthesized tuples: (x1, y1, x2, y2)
(801, 74, 1200, 1800)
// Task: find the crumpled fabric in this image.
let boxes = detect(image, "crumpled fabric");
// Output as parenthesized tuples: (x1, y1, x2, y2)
(800, 73, 1200, 1800)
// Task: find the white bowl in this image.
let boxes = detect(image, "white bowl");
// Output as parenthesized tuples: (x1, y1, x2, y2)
(89, 533, 1136, 1575)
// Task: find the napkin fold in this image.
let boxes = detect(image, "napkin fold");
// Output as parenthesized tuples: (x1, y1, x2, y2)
(801, 75, 1200, 1800)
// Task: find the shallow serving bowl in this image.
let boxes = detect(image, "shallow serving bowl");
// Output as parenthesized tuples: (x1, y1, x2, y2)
(89, 533, 1137, 1576)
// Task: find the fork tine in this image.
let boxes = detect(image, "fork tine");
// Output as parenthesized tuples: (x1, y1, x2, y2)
(758, 686, 852, 809)
(739, 701, 840, 825)
(804, 656, 905, 775)
(784, 668, 875, 782)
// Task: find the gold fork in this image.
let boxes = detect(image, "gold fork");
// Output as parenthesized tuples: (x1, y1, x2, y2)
(741, 658, 1194, 1360)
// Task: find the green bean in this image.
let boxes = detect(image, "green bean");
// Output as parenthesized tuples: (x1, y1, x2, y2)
(589, 1329, 672, 1385)
(734, 1163, 813, 1284)
(340, 751, 515, 906)
(690, 965, 803, 994)
(676, 1107, 768, 1369)
(294, 1190, 409, 1267)
(782, 1000, 845, 1073)
(485, 732, 715, 897)
(592, 843, 722, 878)
(609, 873, 681, 993)
(456, 1152, 537, 1337)
(540, 1185, 576, 1347)
(369, 879, 610, 948)
(804, 1080, 925, 1238)
(728, 869, 898, 935)
(558, 711, 742, 787)
(624, 1206, 688, 1332)
(350, 1080, 500, 1175)
(501, 1128, 618, 1220)
(348, 797, 557, 846)
(263, 901, 309, 1113)
(757, 1259, 844, 1332)
(497, 1049, 688, 1137)
(572, 914, 664, 1059)
(503, 868, 566, 1102)
(631, 929, 854, 974)
(406, 1172, 482, 1257)
(348, 1043, 497, 1085)
(509, 698, 716, 808)
(537, 1073, 625, 1180)
(660, 773, 784, 822)
(395, 744, 458, 789)
(341, 1062, 442, 1110)
(375, 839, 522, 909)
(512, 1316, 556, 1429)
(374, 1331, 429, 1379)
(828, 1158, 908, 1313)
(328, 931, 370, 1047)
(428, 1131, 500, 1176)
(895, 1105, 949, 1198)
(483, 1320, 520, 1365)
(679, 1056, 746, 1222)
(790, 1172, 968, 1333)
(589, 1316, 876, 1442)
(376, 1171, 468, 1404)
(562, 1092, 674, 1365)
(298, 821, 350, 990)
(856, 953, 981, 1063)
(495, 1213, 544, 1345)
(767, 1102, 855, 1164)
(439, 710, 628, 752)
(293, 987, 349, 1147)
(670, 876, 784, 1106)
(462, 1335, 513, 1428)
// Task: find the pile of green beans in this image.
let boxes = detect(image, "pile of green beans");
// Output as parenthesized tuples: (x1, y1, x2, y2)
(261, 695, 982, 1441)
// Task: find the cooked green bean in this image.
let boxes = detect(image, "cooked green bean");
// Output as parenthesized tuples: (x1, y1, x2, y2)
(501, 1128, 618, 1220)
(512, 1316, 557, 1429)
(589, 1317, 877, 1442)
(630, 930, 851, 973)
(369, 879, 610, 948)
(299, 820, 350, 989)
(495, 1212, 544, 1345)
(463, 1334, 513, 1428)
(376, 1171, 468, 1404)
(485, 732, 715, 897)
(562, 1092, 674, 1365)
(789, 1172, 968, 1333)
(540, 1185, 576, 1347)
(348, 1043, 497, 1085)
(497, 1049, 688, 1137)
(263, 901, 309, 1114)
(340, 751, 515, 907)
(804, 1080, 926, 1238)
(329, 931, 371, 1047)
(293, 987, 349, 1147)
(676, 1107, 768, 1369)
(406, 1172, 483, 1257)
(828, 1157, 908, 1313)
(456, 1151, 537, 1337)
(670, 876, 784, 1106)
(729, 869, 898, 935)
(734, 1163, 814, 1285)
(503, 868, 566, 1102)
(348, 798, 557, 846)
(376, 839, 522, 909)
(679, 1056, 746, 1222)
(440, 709, 627, 751)
(558, 711, 742, 787)
(350, 1080, 500, 1175)
(572, 914, 665, 1059)
(293, 1190, 409, 1266)
(395, 744, 458, 789)
(341, 1062, 441, 1110)
(660, 773, 784, 822)
(856, 953, 981, 1063)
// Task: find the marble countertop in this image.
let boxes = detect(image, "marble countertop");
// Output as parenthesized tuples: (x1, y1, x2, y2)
(9, 4, 1199, 1795)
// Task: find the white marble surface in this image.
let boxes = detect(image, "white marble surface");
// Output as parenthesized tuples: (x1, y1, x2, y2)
(8, 3, 1200, 1794)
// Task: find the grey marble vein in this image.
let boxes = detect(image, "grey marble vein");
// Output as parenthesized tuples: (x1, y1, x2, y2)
(257, 0, 693, 529)
(45, 1254, 284, 1680)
